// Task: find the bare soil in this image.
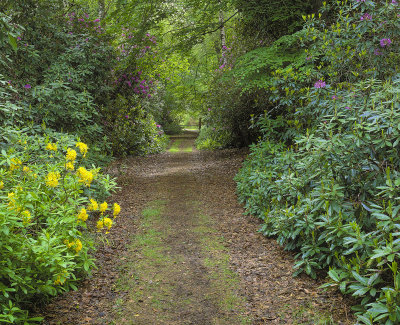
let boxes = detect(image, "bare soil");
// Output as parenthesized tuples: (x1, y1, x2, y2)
(41, 131, 354, 325)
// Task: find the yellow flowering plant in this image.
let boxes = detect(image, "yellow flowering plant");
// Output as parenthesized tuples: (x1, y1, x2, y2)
(76, 141, 88, 157)
(0, 132, 121, 321)
(45, 142, 57, 151)
(66, 148, 77, 161)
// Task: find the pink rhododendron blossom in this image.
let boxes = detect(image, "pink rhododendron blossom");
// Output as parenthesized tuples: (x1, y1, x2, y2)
(360, 13, 372, 20)
(314, 80, 326, 88)
(380, 38, 392, 47)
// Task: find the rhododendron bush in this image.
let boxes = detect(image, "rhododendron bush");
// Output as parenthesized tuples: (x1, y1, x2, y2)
(236, 0, 400, 323)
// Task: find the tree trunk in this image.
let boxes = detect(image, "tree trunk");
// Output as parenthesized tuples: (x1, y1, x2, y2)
(219, 10, 228, 67)
(98, 0, 105, 20)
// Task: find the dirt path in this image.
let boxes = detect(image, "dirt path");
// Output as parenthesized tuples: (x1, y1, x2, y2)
(42, 132, 354, 324)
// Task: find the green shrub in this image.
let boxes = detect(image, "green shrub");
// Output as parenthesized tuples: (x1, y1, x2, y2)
(196, 126, 232, 150)
(236, 0, 400, 323)
(0, 130, 120, 324)
(237, 78, 400, 324)
(105, 95, 168, 156)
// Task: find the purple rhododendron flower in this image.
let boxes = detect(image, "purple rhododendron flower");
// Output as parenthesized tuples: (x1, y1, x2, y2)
(156, 124, 161, 128)
(314, 80, 326, 88)
(332, 95, 338, 100)
(24, 84, 31, 89)
(360, 13, 372, 21)
(380, 38, 392, 47)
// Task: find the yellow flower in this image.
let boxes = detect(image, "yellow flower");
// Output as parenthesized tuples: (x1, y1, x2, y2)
(54, 276, 63, 286)
(99, 201, 108, 213)
(21, 210, 31, 225)
(64, 239, 74, 248)
(10, 158, 22, 171)
(66, 148, 77, 161)
(74, 239, 82, 253)
(7, 192, 15, 209)
(113, 203, 121, 217)
(46, 172, 61, 187)
(0, 181, 4, 190)
(76, 167, 94, 187)
(54, 271, 68, 285)
(23, 166, 30, 173)
(46, 143, 57, 151)
(76, 142, 88, 157)
(88, 198, 98, 211)
(77, 208, 88, 222)
(103, 217, 113, 230)
(96, 219, 104, 231)
(65, 161, 75, 171)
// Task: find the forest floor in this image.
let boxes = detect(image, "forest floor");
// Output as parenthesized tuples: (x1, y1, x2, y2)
(41, 131, 355, 325)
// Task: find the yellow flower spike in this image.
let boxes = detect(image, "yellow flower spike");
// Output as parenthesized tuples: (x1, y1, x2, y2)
(99, 201, 108, 213)
(76, 142, 88, 157)
(96, 219, 104, 231)
(64, 239, 74, 248)
(46, 172, 61, 187)
(113, 203, 121, 217)
(7, 194, 16, 209)
(103, 217, 113, 230)
(0, 181, 4, 190)
(77, 208, 88, 222)
(9, 158, 22, 171)
(74, 239, 82, 253)
(21, 210, 31, 225)
(65, 161, 75, 171)
(54, 276, 62, 286)
(76, 167, 94, 187)
(88, 198, 98, 211)
(46, 143, 57, 151)
(66, 148, 77, 161)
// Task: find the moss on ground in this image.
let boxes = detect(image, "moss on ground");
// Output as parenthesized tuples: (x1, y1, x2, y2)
(114, 200, 251, 324)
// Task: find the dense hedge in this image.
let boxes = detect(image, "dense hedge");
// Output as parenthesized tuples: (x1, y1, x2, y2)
(236, 0, 400, 323)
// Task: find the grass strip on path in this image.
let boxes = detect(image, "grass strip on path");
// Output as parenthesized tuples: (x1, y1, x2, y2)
(113, 197, 251, 325)
(167, 139, 182, 153)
